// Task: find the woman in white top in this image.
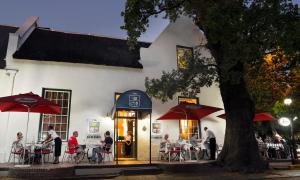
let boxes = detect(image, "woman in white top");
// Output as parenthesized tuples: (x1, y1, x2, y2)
(43, 125, 62, 164)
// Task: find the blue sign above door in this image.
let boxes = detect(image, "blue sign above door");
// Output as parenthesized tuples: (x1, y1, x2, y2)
(115, 90, 152, 112)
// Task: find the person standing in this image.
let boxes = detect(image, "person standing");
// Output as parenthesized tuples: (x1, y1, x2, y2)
(43, 125, 62, 164)
(204, 127, 216, 160)
(125, 132, 132, 157)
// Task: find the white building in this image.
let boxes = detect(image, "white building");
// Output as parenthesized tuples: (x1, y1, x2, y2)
(0, 16, 225, 163)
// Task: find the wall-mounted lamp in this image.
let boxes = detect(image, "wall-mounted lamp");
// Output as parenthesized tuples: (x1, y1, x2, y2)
(104, 112, 112, 121)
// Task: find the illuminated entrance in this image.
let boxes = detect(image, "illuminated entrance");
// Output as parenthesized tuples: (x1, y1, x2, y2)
(112, 90, 152, 164)
(115, 110, 137, 160)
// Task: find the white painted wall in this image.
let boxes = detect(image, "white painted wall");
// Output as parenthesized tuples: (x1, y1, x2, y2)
(0, 17, 225, 162)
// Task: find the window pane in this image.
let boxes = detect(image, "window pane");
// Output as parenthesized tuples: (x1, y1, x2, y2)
(63, 100, 68, 107)
(53, 92, 58, 99)
(57, 99, 63, 106)
(61, 117, 67, 124)
(56, 117, 62, 124)
(43, 115, 49, 124)
(43, 124, 48, 131)
(61, 124, 67, 131)
(55, 125, 60, 131)
(63, 93, 69, 99)
(45, 91, 51, 99)
(49, 115, 56, 124)
(62, 108, 68, 115)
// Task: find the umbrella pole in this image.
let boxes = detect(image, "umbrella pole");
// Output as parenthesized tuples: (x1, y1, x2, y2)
(185, 112, 192, 161)
(23, 107, 30, 165)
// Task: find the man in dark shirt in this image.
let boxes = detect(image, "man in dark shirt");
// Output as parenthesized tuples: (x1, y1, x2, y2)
(91, 131, 113, 163)
(103, 131, 113, 151)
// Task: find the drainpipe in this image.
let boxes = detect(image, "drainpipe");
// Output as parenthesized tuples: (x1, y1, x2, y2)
(3, 68, 19, 162)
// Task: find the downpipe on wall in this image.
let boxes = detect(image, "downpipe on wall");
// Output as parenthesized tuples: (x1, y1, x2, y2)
(0, 68, 19, 162)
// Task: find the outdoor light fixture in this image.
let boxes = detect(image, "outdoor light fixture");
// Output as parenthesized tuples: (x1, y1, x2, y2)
(283, 98, 298, 164)
(284, 98, 292, 106)
(294, 116, 298, 121)
(104, 113, 112, 121)
(278, 117, 291, 126)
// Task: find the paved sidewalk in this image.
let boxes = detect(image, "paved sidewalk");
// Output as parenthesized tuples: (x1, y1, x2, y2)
(0, 161, 299, 179)
(116, 170, 300, 180)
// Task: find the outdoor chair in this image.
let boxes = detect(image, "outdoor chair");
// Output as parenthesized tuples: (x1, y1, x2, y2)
(168, 144, 183, 162)
(99, 144, 113, 163)
(158, 142, 170, 161)
(258, 143, 269, 159)
(32, 147, 52, 164)
(216, 144, 223, 158)
(199, 148, 210, 160)
(8, 142, 23, 164)
(62, 146, 76, 163)
(189, 145, 201, 161)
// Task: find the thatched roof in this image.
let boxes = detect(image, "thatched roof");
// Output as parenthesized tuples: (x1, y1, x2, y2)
(0, 24, 150, 69)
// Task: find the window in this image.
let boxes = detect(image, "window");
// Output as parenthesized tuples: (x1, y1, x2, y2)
(39, 88, 72, 141)
(178, 96, 199, 104)
(178, 97, 200, 139)
(176, 45, 193, 69)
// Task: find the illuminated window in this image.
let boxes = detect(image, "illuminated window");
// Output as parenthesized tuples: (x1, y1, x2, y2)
(39, 88, 71, 141)
(178, 97, 200, 139)
(178, 96, 199, 104)
(177, 46, 193, 69)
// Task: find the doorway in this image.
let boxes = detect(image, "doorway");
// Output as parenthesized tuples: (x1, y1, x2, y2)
(115, 110, 137, 160)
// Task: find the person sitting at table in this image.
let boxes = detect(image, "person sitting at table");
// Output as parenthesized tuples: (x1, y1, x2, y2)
(12, 132, 32, 163)
(256, 135, 268, 159)
(159, 134, 171, 159)
(68, 131, 84, 163)
(177, 134, 186, 144)
(13, 132, 24, 153)
(161, 134, 171, 146)
(91, 131, 113, 163)
(189, 134, 202, 160)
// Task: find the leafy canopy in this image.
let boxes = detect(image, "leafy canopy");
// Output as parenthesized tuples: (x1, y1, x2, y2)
(121, 0, 299, 102)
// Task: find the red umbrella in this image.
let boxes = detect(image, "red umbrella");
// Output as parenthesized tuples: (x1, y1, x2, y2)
(217, 112, 275, 121)
(0, 92, 61, 113)
(157, 102, 223, 120)
(0, 92, 61, 165)
(157, 103, 222, 160)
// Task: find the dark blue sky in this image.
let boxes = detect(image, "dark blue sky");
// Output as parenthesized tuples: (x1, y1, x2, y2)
(0, 0, 299, 42)
(0, 0, 168, 42)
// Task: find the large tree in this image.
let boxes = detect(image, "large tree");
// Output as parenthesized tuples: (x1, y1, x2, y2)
(121, 0, 300, 172)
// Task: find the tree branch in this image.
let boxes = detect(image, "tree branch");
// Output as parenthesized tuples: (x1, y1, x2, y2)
(143, 0, 188, 19)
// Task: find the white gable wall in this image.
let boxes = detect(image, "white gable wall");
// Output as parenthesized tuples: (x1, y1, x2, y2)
(0, 17, 225, 162)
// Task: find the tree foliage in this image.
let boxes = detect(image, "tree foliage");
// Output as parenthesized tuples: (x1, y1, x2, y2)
(122, 0, 299, 99)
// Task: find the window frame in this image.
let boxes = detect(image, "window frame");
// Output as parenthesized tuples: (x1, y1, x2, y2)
(176, 45, 194, 69)
(177, 96, 201, 139)
(38, 88, 72, 142)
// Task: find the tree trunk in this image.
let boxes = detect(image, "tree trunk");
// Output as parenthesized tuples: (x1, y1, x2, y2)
(217, 78, 268, 172)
